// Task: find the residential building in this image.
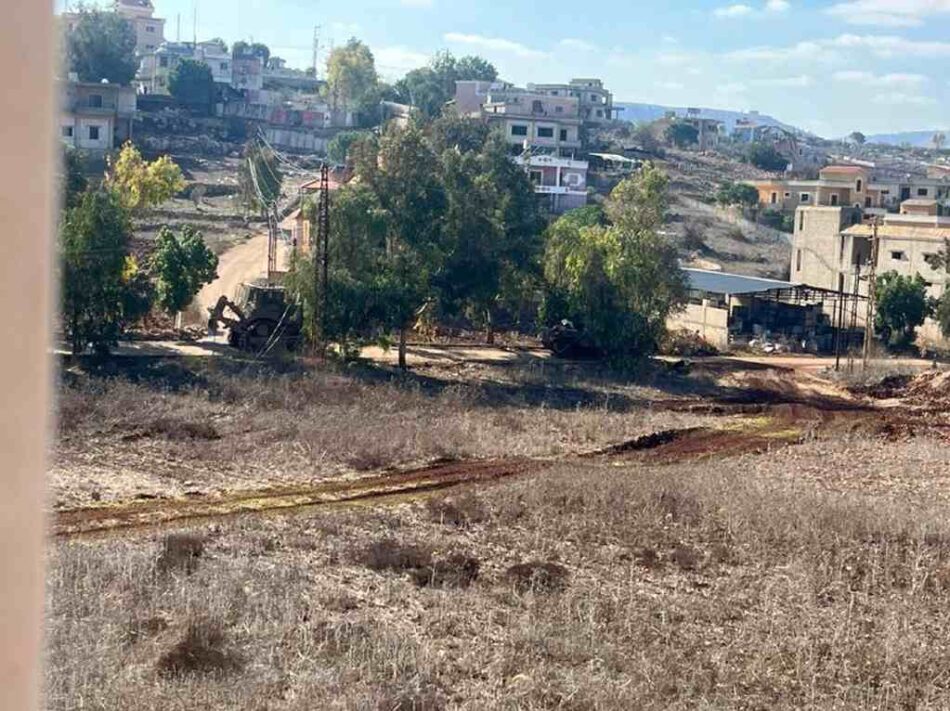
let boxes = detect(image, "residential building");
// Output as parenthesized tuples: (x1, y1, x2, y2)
(231, 55, 264, 93)
(113, 0, 165, 56)
(527, 78, 618, 124)
(750, 165, 950, 216)
(482, 91, 583, 155)
(60, 80, 136, 152)
(514, 154, 588, 214)
(61, 0, 165, 57)
(789, 201, 950, 342)
(138, 40, 233, 95)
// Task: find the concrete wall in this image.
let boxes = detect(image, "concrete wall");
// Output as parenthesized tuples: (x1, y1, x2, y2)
(667, 301, 730, 350)
(790, 206, 862, 291)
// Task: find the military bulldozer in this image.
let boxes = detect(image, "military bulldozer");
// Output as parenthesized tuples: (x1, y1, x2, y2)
(207, 281, 303, 353)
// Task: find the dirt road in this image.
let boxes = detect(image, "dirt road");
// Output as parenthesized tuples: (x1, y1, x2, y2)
(194, 232, 269, 316)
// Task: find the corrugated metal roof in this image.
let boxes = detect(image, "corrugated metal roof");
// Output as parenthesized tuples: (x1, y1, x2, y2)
(684, 269, 797, 295)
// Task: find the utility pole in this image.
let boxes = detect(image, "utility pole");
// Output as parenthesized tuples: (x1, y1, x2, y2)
(313, 164, 331, 352)
(862, 217, 881, 371)
(312, 26, 321, 79)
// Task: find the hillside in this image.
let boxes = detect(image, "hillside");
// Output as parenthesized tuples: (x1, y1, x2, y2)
(615, 102, 803, 135)
(866, 130, 949, 148)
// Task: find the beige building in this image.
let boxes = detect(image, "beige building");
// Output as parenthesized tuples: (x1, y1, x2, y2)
(114, 0, 166, 56)
(752, 164, 950, 216)
(60, 80, 136, 152)
(527, 78, 617, 125)
(790, 201, 950, 341)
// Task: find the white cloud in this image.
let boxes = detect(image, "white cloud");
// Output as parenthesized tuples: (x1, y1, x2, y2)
(833, 70, 929, 86)
(753, 74, 813, 87)
(374, 46, 431, 76)
(400, 0, 433, 6)
(826, 0, 950, 27)
(727, 34, 950, 63)
(714, 3, 755, 17)
(715, 0, 789, 17)
(443, 32, 548, 59)
(559, 38, 595, 52)
(872, 91, 937, 105)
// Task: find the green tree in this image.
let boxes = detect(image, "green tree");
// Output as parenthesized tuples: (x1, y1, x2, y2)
(327, 130, 366, 164)
(65, 7, 137, 85)
(542, 164, 687, 358)
(427, 111, 491, 154)
(149, 226, 219, 316)
(393, 52, 498, 120)
(455, 55, 498, 82)
(168, 59, 215, 112)
(849, 131, 866, 146)
(61, 146, 88, 210)
(665, 122, 699, 148)
(747, 143, 788, 172)
(326, 39, 380, 114)
(874, 271, 932, 349)
(716, 181, 759, 208)
(104, 142, 186, 213)
(232, 41, 270, 65)
(59, 191, 138, 354)
(238, 141, 283, 214)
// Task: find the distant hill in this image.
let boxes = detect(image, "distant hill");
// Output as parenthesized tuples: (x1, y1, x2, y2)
(865, 130, 948, 148)
(615, 102, 804, 136)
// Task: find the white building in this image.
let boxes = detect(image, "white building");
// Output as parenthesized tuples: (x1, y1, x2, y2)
(514, 154, 589, 214)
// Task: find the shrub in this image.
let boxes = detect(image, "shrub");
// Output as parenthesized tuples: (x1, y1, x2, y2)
(156, 533, 205, 575)
(360, 539, 433, 572)
(156, 617, 243, 677)
(506, 561, 569, 593)
(410, 554, 480, 588)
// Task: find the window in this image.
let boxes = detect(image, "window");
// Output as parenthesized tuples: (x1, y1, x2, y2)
(531, 100, 543, 113)
(220, 62, 229, 72)
(891, 251, 906, 261)
(159, 56, 169, 68)
(559, 129, 568, 141)
(770, 192, 777, 204)
(88, 94, 103, 108)
(88, 126, 100, 140)
(146, 25, 155, 33)
(596, 109, 603, 118)
(537, 127, 554, 139)
(800, 193, 811, 203)
(865, 197, 872, 208)
(924, 253, 938, 268)
(799, 211, 805, 231)
(61, 126, 73, 138)
(590, 94, 598, 102)
(529, 170, 543, 186)
(830, 194, 839, 206)
(856, 179, 862, 192)
(511, 125, 528, 137)
(796, 249, 802, 272)
(555, 106, 563, 113)
(918, 188, 929, 197)
(784, 192, 791, 198)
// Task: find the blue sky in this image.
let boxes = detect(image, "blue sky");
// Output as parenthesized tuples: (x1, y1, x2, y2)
(64, 0, 950, 136)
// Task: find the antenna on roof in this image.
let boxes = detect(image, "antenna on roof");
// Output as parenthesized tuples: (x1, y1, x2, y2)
(192, 0, 197, 46)
(176, 13, 180, 42)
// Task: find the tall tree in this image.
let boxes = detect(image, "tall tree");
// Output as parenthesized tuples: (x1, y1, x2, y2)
(326, 39, 380, 113)
(233, 41, 270, 66)
(65, 7, 137, 85)
(149, 226, 219, 316)
(168, 59, 216, 113)
(104, 142, 185, 213)
(848, 131, 866, 146)
(393, 52, 498, 120)
(61, 146, 88, 210)
(59, 191, 137, 354)
(542, 164, 687, 357)
(874, 271, 932, 349)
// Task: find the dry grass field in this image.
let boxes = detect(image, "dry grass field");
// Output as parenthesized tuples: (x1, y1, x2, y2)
(47, 354, 950, 709)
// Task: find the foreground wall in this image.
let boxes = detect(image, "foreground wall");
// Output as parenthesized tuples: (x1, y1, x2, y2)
(667, 301, 730, 350)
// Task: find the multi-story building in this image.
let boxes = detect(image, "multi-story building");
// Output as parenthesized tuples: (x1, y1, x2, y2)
(751, 165, 950, 216)
(790, 200, 950, 342)
(60, 80, 137, 152)
(514, 154, 589, 214)
(61, 0, 165, 57)
(138, 40, 237, 95)
(526, 78, 618, 125)
(113, 0, 165, 56)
